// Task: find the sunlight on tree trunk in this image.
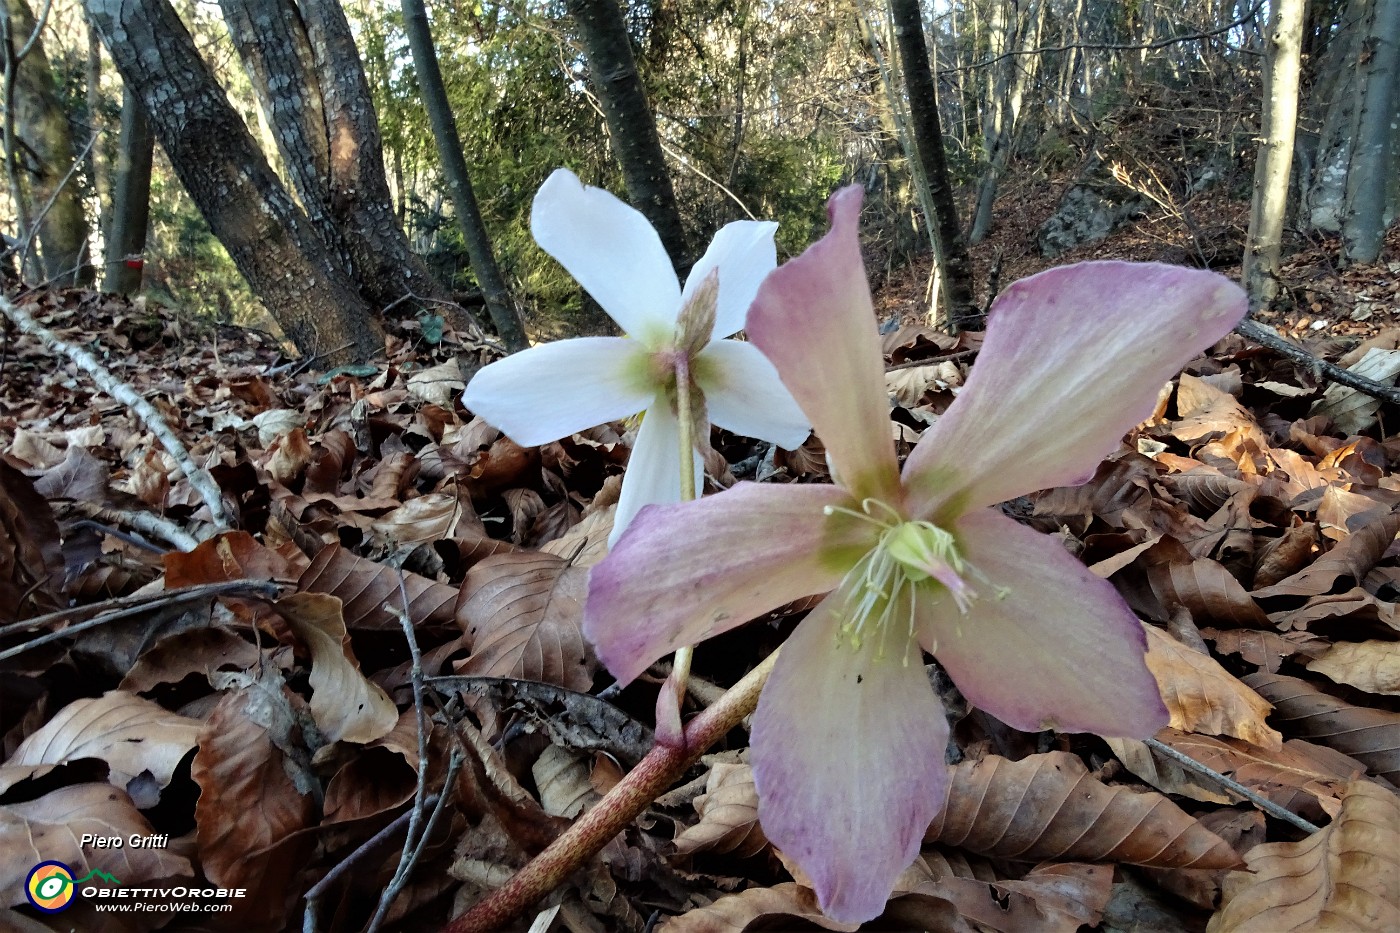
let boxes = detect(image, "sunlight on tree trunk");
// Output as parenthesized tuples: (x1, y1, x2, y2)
(887, 0, 978, 333)
(85, 0, 384, 364)
(1243, 0, 1304, 311)
(400, 0, 527, 352)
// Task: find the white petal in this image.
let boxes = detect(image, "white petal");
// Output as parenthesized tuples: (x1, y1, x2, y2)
(697, 340, 811, 449)
(609, 400, 703, 546)
(683, 220, 779, 339)
(531, 169, 680, 341)
(462, 337, 650, 447)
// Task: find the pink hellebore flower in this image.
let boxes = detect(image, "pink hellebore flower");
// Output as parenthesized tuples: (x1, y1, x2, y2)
(585, 187, 1249, 922)
(462, 169, 809, 544)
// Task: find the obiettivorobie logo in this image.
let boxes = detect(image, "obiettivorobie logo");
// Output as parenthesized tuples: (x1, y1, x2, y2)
(25, 862, 121, 913)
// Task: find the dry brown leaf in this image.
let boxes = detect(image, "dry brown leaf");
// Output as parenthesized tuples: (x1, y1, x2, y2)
(0, 784, 192, 908)
(120, 626, 268, 693)
(673, 762, 768, 858)
(191, 688, 315, 927)
(297, 543, 463, 633)
(1143, 624, 1283, 749)
(532, 744, 597, 819)
(1244, 673, 1400, 786)
(1105, 737, 1233, 804)
(454, 552, 593, 691)
(1114, 729, 1369, 821)
(1147, 557, 1270, 627)
(274, 592, 397, 744)
(370, 491, 479, 547)
(896, 854, 1114, 932)
(9, 691, 201, 791)
(1252, 511, 1400, 598)
(925, 751, 1241, 869)
(322, 708, 423, 824)
(1307, 640, 1400, 696)
(1202, 627, 1329, 673)
(1208, 781, 1400, 932)
(658, 883, 859, 932)
(0, 460, 64, 622)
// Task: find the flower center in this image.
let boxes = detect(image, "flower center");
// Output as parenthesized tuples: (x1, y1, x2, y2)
(823, 499, 980, 662)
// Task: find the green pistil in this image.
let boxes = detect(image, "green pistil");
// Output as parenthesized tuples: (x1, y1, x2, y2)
(823, 499, 981, 661)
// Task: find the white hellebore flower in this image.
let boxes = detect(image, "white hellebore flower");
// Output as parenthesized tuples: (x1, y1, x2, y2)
(462, 168, 810, 544)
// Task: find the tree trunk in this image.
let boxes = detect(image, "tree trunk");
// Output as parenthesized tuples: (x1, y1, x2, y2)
(215, 0, 484, 339)
(565, 0, 689, 272)
(1341, 0, 1399, 264)
(103, 87, 153, 295)
(4, 0, 93, 285)
(1243, 0, 1304, 310)
(84, 0, 383, 364)
(969, 0, 1044, 244)
(888, 0, 978, 332)
(400, 0, 527, 351)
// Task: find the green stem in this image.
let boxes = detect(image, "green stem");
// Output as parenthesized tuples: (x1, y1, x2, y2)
(442, 651, 778, 933)
(671, 355, 697, 699)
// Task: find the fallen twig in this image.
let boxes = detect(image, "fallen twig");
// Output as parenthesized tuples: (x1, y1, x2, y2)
(1236, 319, 1400, 406)
(0, 295, 233, 531)
(1144, 736, 1321, 834)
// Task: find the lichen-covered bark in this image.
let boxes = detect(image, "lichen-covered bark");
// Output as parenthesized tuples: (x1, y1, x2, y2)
(566, 0, 689, 273)
(217, 0, 469, 335)
(84, 0, 383, 364)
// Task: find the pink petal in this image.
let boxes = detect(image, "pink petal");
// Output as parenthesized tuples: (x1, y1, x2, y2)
(920, 508, 1169, 737)
(462, 337, 650, 447)
(683, 220, 779, 340)
(903, 262, 1247, 517)
(585, 483, 858, 684)
(698, 340, 811, 450)
(609, 399, 702, 546)
(531, 169, 680, 342)
(752, 592, 950, 924)
(747, 187, 901, 503)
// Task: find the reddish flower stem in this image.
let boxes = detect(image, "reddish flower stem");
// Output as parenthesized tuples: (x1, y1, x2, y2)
(441, 652, 777, 932)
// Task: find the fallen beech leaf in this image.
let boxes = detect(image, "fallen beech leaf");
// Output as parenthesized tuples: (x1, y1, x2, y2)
(1208, 781, 1400, 932)
(925, 752, 1241, 869)
(192, 688, 315, 926)
(1307, 640, 1400, 696)
(0, 460, 64, 622)
(9, 691, 201, 791)
(1308, 347, 1400, 435)
(1148, 557, 1270, 627)
(1252, 511, 1400, 598)
(674, 762, 768, 858)
(298, 544, 463, 634)
(659, 882, 859, 932)
(1143, 624, 1282, 749)
(1114, 729, 1369, 821)
(897, 854, 1114, 932)
(1202, 627, 1328, 673)
(532, 744, 597, 818)
(1243, 673, 1400, 785)
(322, 709, 424, 824)
(275, 592, 397, 744)
(454, 553, 593, 691)
(0, 784, 191, 907)
(1105, 737, 1233, 804)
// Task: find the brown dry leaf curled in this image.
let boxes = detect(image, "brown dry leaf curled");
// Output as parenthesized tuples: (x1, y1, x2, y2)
(0, 784, 192, 908)
(1208, 781, 1400, 932)
(895, 854, 1114, 932)
(925, 751, 1241, 869)
(274, 592, 397, 744)
(8, 691, 201, 791)
(1143, 624, 1283, 749)
(673, 762, 769, 858)
(1306, 640, 1400, 696)
(659, 882, 860, 932)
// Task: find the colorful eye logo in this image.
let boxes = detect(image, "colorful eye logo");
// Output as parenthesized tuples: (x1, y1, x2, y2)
(26, 861, 76, 913)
